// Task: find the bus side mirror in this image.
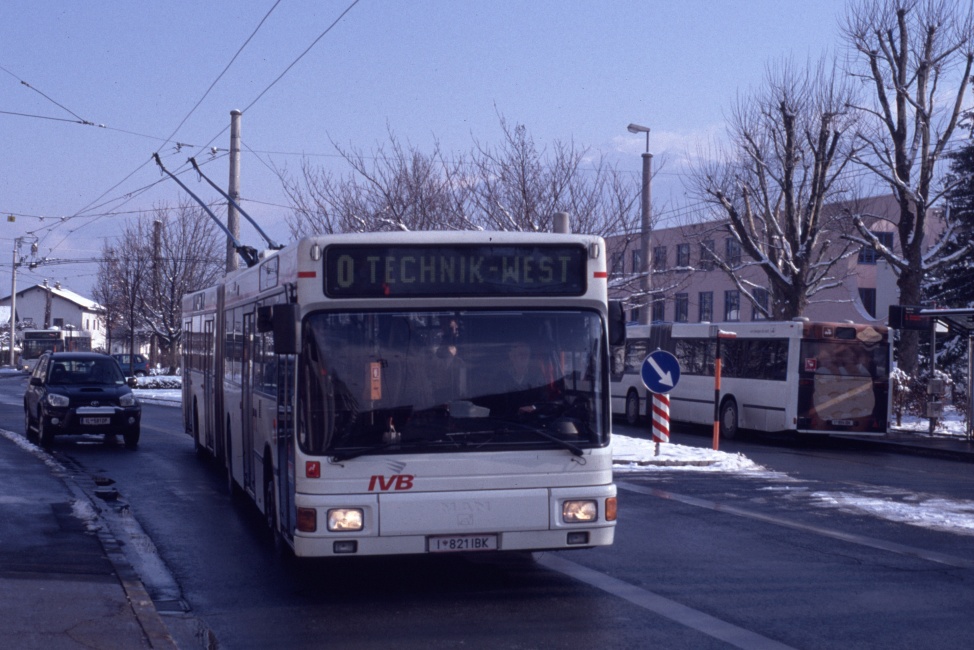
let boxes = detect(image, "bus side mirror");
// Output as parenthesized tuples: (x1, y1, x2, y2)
(258, 304, 301, 355)
(608, 300, 626, 347)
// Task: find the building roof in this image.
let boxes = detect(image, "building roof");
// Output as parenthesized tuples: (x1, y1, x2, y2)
(2, 282, 104, 312)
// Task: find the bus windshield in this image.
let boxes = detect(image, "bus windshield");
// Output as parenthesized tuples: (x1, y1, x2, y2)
(299, 309, 608, 458)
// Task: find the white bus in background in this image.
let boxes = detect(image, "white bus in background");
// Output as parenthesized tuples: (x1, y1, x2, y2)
(611, 320, 891, 438)
(20, 328, 92, 371)
(183, 231, 624, 558)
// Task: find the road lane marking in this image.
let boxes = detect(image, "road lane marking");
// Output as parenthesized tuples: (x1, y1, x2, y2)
(539, 554, 798, 650)
(618, 480, 974, 569)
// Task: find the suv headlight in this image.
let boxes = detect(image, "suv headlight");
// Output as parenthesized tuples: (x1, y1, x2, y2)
(119, 392, 136, 407)
(46, 393, 70, 408)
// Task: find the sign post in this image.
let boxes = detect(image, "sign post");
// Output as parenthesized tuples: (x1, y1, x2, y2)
(641, 350, 681, 456)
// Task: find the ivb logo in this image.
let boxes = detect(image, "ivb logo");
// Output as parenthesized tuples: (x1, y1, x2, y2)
(368, 474, 415, 491)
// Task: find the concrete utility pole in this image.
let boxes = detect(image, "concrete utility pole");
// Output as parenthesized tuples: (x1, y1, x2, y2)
(227, 109, 242, 273)
(628, 123, 653, 325)
(151, 220, 162, 367)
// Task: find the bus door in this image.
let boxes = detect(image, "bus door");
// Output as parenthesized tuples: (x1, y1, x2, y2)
(276, 353, 296, 540)
(203, 319, 215, 451)
(242, 311, 256, 494)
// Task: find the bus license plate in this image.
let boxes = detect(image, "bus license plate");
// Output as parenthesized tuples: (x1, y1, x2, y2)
(81, 417, 111, 425)
(428, 534, 497, 553)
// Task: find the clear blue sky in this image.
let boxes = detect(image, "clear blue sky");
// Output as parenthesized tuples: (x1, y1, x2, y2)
(1, 0, 852, 296)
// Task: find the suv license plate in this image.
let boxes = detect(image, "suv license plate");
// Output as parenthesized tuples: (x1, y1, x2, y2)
(81, 417, 111, 425)
(428, 534, 497, 553)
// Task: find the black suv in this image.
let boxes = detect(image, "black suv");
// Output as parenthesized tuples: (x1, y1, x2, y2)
(24, 352, 142, 449)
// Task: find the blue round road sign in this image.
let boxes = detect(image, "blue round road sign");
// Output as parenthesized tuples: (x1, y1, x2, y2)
(641, 350, 681, 394)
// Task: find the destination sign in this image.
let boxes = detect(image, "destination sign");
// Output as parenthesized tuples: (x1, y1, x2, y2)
(324, 244, 587, 298)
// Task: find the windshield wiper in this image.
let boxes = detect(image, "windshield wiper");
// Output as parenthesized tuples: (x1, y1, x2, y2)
(497, 424, 584, 457)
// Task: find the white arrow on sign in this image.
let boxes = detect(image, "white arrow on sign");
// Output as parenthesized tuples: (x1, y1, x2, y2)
(648, 355, 674, 387)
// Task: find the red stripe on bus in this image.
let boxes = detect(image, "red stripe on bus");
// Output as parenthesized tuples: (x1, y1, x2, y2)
(298, 271, 316, 278)
(593, 271, 608, 279)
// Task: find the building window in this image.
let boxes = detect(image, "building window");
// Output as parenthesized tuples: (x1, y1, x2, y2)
(725, 238, 741, 266)
(699, 291, 713, 322)
(752, 288, 769, 320)
(631, 250, 642, 275)
(630, 307, 640, 323)
(700, 240, 716, 270)
(859, 288, 877, 318)
(674, 293, 689, 322)
(676, 243, 690, 268)
(652, 299, 665, 322)
(652, 246, 667, 271)
(858, 231, 894, 264)
(611, 252, 625, 276)
(53, 318, 64, 328)
(724, 290, 740, 321)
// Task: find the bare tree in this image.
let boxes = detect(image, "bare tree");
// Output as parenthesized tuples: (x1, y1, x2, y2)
(283, 119, 640, 239)
(95, 226, 152, 363)
(842, 0, 974, 373)
(469, 117, 628, 236)
(95, 202, 223, 371)
(140, 203, 224, 371)
(691, 59, 860, 319)
(283, 130, 474, 236)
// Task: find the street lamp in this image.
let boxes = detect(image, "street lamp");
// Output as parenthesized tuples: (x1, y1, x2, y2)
(627, 123, 653, 324)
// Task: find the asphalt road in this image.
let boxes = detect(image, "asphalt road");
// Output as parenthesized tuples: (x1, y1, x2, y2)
(2, 373, 974, 649)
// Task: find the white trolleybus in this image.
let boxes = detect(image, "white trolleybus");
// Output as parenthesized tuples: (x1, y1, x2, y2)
(183, 231, 624, 558)
(611, 320, 891, 438)
(20, 328, 93, 371)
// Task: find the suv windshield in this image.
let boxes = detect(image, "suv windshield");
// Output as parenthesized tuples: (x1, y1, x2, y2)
(298, 310, 608, 457)
(48, 358, 126, 386)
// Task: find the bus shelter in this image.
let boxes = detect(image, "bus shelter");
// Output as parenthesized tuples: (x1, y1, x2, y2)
(891, 306, 974, 439)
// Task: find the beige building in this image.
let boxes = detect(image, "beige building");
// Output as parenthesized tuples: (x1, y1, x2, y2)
(606, 195, 944, 326)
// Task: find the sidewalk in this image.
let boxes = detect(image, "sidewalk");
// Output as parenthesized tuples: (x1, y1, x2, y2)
(0, 430, 177, 649)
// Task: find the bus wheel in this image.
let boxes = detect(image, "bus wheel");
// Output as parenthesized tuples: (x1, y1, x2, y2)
(264, 475, 283, 554)
(719, 398, 739, 440)
(625, 390, 641, 426)
(192, 402, 206, 458)
(225, 426, 236, 499)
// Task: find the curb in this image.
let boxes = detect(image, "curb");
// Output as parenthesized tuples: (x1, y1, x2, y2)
(54, 453, 180, 649)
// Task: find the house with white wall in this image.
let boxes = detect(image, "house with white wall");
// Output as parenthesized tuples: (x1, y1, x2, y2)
(0, 280, 107, 350)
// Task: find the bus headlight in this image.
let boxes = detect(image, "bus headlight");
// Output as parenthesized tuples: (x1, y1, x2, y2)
(562, 500, 598, 523)
(327, 508, 364, 532)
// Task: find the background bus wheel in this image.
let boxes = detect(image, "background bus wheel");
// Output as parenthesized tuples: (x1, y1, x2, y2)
(624, 390, 641, 426)
(719, 398, 739, 440)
